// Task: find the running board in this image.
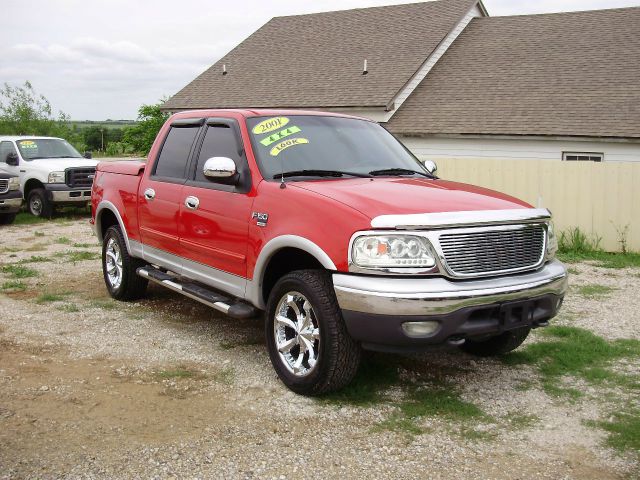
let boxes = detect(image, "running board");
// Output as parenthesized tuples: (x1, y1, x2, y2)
(137, 267, 259, 319)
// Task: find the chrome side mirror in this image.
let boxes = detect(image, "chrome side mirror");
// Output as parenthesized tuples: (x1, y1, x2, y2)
(203, 157, 237, 179)
(423, 160, 437, 176)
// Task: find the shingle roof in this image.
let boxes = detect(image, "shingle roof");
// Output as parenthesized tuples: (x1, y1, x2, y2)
(387, 6, 640, 138)
(162, 0, 476, 110)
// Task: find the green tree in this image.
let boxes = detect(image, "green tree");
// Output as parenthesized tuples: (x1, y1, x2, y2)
(0, 81, 71, 136)
(83, 126, 104, 151)
(122, 101, 169, 155)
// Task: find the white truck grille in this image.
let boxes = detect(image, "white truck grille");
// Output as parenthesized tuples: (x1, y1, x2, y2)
(0, 179, 9, 194)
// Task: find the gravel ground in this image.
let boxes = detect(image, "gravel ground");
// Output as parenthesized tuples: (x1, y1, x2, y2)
(0, 216, 638, 479)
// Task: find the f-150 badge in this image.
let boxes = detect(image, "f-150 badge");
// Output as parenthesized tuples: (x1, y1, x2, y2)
(252, 212, 269, 227)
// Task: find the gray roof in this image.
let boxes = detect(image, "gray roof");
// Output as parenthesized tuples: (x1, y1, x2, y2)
(162, 0, 476, 110)
(387, 6, 640, 138)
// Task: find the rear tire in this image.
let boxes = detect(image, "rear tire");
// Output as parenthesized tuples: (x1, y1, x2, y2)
(102, 225, 148, 301)
(27, 188, 53, 218)
(0, 213, 16, 225)
(265, 270, 361, 396)
(460, 327, 531, 357)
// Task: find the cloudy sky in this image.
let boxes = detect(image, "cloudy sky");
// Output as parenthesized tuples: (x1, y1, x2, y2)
(2, 0, 638, 120)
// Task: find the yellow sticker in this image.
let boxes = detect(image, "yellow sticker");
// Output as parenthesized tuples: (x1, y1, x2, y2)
(20, 140, 35, 145)
(19, 140, 37, 149)
(269, 138, 309, 156)
(252, 117, 290, 135)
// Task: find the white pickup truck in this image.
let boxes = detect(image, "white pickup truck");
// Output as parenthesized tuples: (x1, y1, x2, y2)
(0, 136, 99, 217)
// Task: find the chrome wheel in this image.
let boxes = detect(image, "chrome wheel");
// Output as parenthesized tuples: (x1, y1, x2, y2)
(29, 196, 43, 216)
(105, 238, 123, 289)
(273, 291, 320, 377)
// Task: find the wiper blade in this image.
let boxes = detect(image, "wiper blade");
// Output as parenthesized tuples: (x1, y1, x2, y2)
(369, 168, 434, 178)
(273, 169, 372, 179)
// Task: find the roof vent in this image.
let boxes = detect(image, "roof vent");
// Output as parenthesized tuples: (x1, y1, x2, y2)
(363, 59, 368, 75)
(222, 64, 228, 76)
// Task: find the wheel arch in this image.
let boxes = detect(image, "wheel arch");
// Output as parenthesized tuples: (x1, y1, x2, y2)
(23, 178, 45, 199)
(249, 235, 337, 310)
(95, 201, 133, 254)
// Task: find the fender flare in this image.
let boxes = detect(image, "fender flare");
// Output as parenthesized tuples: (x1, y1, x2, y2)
(247, 235, 337, 309)
(94, 200, 133, 255)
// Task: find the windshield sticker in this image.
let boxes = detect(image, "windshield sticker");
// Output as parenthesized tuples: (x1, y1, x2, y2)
(18, 141, 37, 149)
(252, 116, 290, 135)
(269, 138, 309, 157)
(259, 126, 302, 146)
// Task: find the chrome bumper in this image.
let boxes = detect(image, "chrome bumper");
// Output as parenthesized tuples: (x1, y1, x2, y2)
(0, 197, 22, 209)
(50, 190, 92, 202)
(333, 260, 568, 316)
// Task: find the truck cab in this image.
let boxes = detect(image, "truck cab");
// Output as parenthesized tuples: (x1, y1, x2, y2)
(0, 136, 98, 217)
(91, 109, 568, 395)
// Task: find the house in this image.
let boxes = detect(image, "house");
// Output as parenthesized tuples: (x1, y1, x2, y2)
(162, 0, 640, 163)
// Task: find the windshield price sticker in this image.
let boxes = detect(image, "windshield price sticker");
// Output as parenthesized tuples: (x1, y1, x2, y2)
(19, 141, 37, 149)
(252, 117, 290, 135)
(269, 138, 309, 156)
(260, 126, 301, 146)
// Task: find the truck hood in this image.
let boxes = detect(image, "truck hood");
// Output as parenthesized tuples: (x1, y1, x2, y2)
(292, 177, 532, 219)
(27, 158, 100, 171)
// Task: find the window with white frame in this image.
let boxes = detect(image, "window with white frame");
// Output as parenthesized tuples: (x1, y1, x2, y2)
(562, 152, 603, 162)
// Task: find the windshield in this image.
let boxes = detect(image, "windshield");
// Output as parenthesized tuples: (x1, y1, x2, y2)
(246, 115, 429, 180)
(16, 138, 83, 161)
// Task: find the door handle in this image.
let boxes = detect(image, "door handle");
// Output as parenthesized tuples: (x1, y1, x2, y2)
(144, 188, 156, 200)
(184, 196, 200, 210)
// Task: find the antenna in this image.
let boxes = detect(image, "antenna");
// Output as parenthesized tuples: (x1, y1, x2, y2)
(363, 59, 368, 75)
(279, 154, 286, 189)
(222, 64, 228, 76)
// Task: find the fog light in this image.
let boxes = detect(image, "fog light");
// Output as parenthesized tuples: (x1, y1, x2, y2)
(402, 321, 440, 337)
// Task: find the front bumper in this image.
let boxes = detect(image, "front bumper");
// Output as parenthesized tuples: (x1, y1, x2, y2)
(45, 184, 92, 203)
(0, 191, 23, 213)
(333, 260, 568, 351)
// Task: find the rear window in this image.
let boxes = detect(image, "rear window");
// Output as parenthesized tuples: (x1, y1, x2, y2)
(153, 126, 200, 179)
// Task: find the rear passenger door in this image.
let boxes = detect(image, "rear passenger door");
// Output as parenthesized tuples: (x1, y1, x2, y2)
(138, 119, 203, 263)
(178, 118, 253, 297)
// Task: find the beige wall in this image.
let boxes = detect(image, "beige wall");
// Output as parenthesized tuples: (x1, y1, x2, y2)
(433, 158, 640, 252)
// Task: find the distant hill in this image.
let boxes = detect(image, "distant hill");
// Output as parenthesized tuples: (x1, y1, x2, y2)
(71, 120, 137, 130)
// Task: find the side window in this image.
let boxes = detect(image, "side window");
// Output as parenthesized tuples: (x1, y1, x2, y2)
(0, 141, 17, 163)
(194, 124, 242, 183)
(153, 126, 200, 179)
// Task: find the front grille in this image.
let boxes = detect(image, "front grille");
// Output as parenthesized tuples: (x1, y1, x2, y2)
(66, 168, 96, 188)
(0, 179, 8, 194)
(438, 225, 546, 277)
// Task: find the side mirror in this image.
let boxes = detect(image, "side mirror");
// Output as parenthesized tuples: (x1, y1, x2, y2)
(6, 152, 19, 166)
(84, 151, 93, 159)
(423, 160, 437, 176)
(203, 157, 237, 182)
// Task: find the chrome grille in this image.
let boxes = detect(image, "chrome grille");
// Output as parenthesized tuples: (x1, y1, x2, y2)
(65, 168, 96, 188)
(0, 179, 8, 194)
(438, 225, 546, 277)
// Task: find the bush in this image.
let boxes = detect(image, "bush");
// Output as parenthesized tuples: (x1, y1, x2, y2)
(558, 227, 601, 254)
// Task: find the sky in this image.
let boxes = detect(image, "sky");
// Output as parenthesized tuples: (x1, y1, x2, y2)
(2, 0, 639, 120)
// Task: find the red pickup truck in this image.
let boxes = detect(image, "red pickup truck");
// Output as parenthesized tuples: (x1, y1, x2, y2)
(91, 109, 568, 395)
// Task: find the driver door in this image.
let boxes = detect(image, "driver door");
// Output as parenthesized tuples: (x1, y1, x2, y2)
(178, 118, 253, 298)
(0, 141, 20, 178)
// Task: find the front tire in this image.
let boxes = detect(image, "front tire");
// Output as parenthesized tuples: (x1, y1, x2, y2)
(460, 327, 531, 357)
(102, 225, 148, 301)
(265, 270, 361, 396)
(27, 188, 53, 218)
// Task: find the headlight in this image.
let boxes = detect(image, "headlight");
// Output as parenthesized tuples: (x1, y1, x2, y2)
(546, 221, 558, 260)
(48, 171, 65, 184)
(352, 234, 437, 269)
(8, 177, 20, 190)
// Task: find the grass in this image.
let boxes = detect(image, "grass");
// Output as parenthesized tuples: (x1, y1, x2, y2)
(557, 226, 640, 269)
(55, 236, 72, 245)
(505, 413, 540, 429)
(1, 281, 27, 292)
(156, 367, 198, 379)
(89, 299, 119, 310)
(13, 209, 91, 226)
(34, 231, 45, 237)
(595, 409, 640, 455)
(72, 242, 93, 248)
(57, 304, 80, 313)
(1, 265, 38, 278)
(503, 326, 640, 398)
(65, 250, 100, 262)
(36, 292, 70, 304)
(576, 284, 617, 299)
(18, 255, 51, 264)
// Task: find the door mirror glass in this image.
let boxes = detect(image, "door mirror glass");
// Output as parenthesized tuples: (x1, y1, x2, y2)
(203, 157, 237, 180)
(423, 160, 437, 176)
(84, 151, 93, 159)
(6, 152, 19, 166)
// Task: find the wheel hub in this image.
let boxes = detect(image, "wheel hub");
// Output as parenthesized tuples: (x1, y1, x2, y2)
(273, 292, 320, 377)
(105, 238, 123, 289)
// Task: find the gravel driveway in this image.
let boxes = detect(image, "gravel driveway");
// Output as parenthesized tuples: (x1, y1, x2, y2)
(0, 216, 638, 479)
